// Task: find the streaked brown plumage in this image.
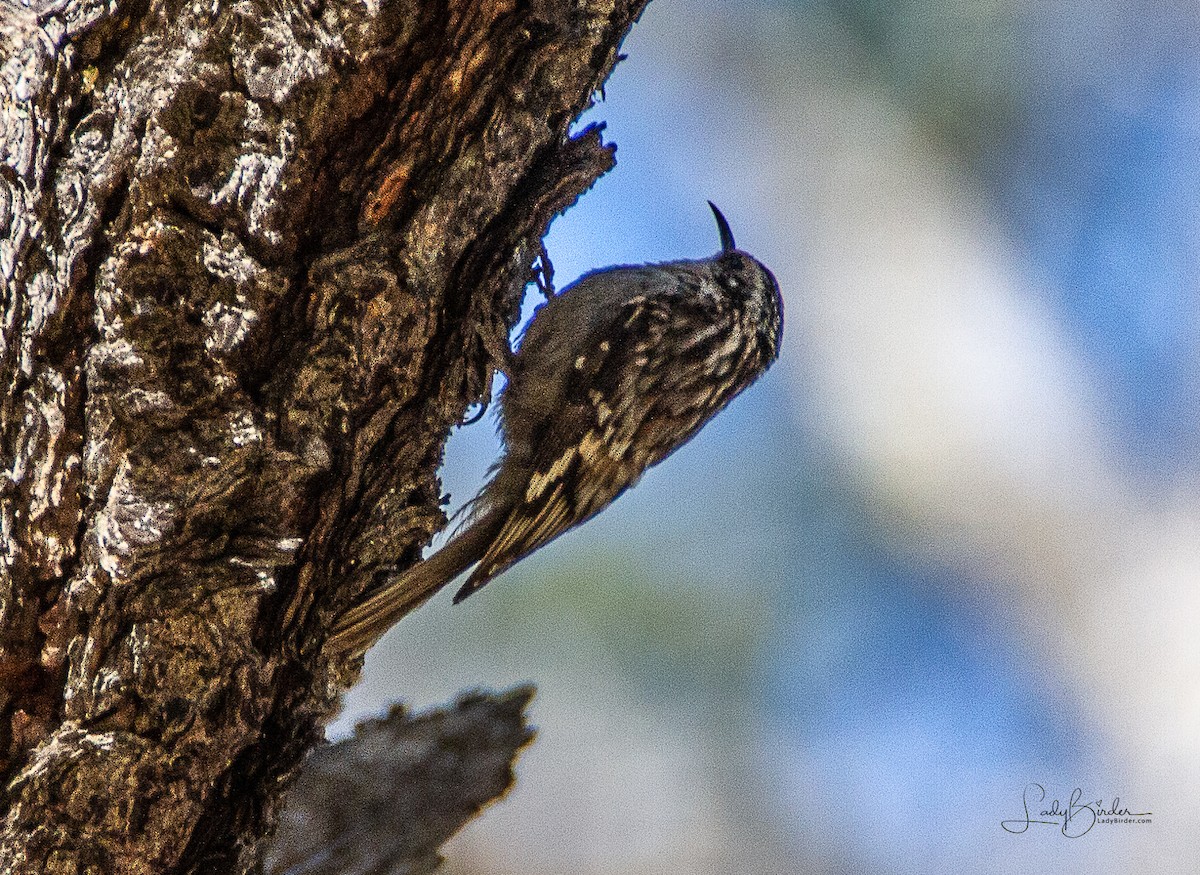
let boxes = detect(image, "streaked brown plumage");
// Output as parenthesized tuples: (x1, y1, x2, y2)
(326, 203, 783, 657)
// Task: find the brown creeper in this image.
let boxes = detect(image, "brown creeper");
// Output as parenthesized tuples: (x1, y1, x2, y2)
(327, 203, 783, 656)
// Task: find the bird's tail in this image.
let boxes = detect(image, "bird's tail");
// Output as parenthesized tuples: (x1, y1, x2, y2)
(324, 508, 506, 658)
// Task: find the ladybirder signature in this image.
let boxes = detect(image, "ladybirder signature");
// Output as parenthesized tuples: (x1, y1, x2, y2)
(1001, 783, 1152, 837)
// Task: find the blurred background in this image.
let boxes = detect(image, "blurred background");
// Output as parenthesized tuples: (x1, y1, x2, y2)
(332, 1, 1200, 871)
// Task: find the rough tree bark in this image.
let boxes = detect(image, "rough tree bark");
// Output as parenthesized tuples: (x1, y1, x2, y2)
(0, 0, 646, 871)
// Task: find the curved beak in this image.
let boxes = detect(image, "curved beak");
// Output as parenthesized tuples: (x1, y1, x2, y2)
(708, 201, 736, 253)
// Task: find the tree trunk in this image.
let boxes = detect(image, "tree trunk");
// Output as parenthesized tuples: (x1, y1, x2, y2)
(0, 0, 645, 871)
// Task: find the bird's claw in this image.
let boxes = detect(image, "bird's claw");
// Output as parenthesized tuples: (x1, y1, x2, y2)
(533, 242, 556, 300)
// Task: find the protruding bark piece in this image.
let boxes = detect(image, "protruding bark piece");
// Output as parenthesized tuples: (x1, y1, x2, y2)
(267, 686, 536, 875)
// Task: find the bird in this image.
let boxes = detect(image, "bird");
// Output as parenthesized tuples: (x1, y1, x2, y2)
(326, 202, 783, 657)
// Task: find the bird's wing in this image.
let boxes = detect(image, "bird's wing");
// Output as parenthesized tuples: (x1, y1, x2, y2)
(453, 287, 738, 602)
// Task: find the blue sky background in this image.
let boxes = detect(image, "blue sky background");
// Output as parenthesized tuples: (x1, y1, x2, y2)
(335, 2, 1199, 872)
